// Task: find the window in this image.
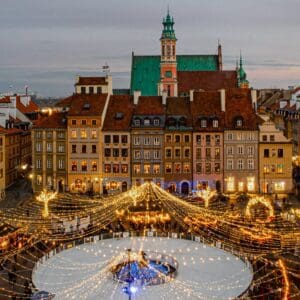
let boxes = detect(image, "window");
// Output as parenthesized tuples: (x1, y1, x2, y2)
(247, 159, 254, 170)
(237, 145, 244, 155)
(205, 148, 211, 159)
(237, 159, 244, 170)
(71, 130, 77, 139)
(104, 135, 111, 143)
(174, 163, 181, 173)
(196, 148, 201, 160)
(144, 118, 150, 126)
(227, 133, 233, 140)
(134, 137, 140, 145)
(153, 164, 160, 174)
(248, 146, 254, 155)
(81, 120, 87, 125)
(262, 135, 267, 142)
(215, 148, 220, 159)
(81, 161, 87, 171)
(81, 87, 86, 94)
(36, 142, 42, 152)
(236, 118, 243, 127)
(144, 164, 150, 174)
(263, 165, 270, 174)
(89, 86, 93, 94)
(154, 137, 160, 145)
(92, 145, 97, 153)
(72, 145, 77, 153)
(121, 135, 128, 143)
(184, 148, 190, 158)
(270, 135, 275, 142)
(58, 144, 65, 153)
(113, 135, 119, 143)
(36, 175, 42, 185)
(165, 163, 172, 173)
(200, 119, 207, 128)
(153, 118, 160, 126)
(196, 135, 201, 144)
(237, 133, 243, 140)
(47, 159, 52, 169)
(264, 149, 269, 158)
(36, 159, 41, 169)
(104, 148, 111, 157)
(144, 150, 150, 159)
(247, 177, 255, 192)
(91, 130, 97, 139)
(165, 70, 172, 78)
(166, 135, 172, 143)
(113, 148, 119, 157)
(46, 132, 52, 139)
(212, 119, 219, 128)
(71, 120, 76, 125)
(184, 135, 190, 143)
(226, 177, 235, 192)
(144, 137, 150, 145)
(165, 148, 172, 158)
(104, 164, 111, 173)
(271, 164, 276, 172)
(183, 163, 190, 173)
(113, 164, 119, 173)
(57, 131, 65, 139)
(274, 182, 285, 192)
(205, 135, 211, 146)
(227, 159, 233, 170)
(196, 163, 202, 173)
(121, 164, 128, 173)
(271, 149, 276, 157)
(133, 164, 141, 175)
(121, 148, 128, 157)
(175, 148, 181, 158)
(175, 135, 180, 143)
(92, 120, 97, 126)
(215, 135, 220, 145)
(277, 164, 283, 173)
(97, 87, 102, 94)
(134, 150, 141, 159)
(36, 131, 42, 138)
(81, 145, 87, 153)
(72, 161, 77, 171)
(215, 163, 220, 173)
(278, 149, 284, 158)
(205, 163, 211, 174)
(134, 119, 141, 126)
(58, 160, 64, 169)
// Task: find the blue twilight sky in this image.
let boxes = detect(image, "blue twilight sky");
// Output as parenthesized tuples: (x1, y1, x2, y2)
(0, 0, 299, 97)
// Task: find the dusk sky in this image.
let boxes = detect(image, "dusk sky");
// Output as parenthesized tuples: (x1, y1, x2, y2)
(0, 0, 299, 97)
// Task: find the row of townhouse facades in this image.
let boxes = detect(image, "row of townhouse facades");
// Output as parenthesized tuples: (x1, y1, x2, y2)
(31, 77, 293, 195)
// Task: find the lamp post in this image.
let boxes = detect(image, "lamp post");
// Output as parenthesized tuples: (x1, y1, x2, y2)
(36, 189, 57, 218)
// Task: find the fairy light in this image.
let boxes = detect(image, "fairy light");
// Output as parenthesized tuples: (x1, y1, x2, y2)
(36, 189, 57, 218)
(278, 259, 290, 300)
(245, 196, 274, 219)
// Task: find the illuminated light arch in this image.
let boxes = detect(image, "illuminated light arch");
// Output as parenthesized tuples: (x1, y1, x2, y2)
(245, 196, 274, 219)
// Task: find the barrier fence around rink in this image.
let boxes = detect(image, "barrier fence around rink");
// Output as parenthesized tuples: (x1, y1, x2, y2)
(31, 230, 254, 298)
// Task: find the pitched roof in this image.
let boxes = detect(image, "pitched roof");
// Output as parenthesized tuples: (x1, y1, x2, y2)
(134, 96, 165, 115)
(0, 126, 23, 135)
(102, 95, 134, 131)
(130, 54, 219, 95)
(16, 96, 39, 114)
(177, 70, 237, 94)
(75, 77, 108, 86)
(0, 97, 11, 103)
(225, 88, 258, 130)
(57, 94, 108, 117)
(33, 112, 67, 129)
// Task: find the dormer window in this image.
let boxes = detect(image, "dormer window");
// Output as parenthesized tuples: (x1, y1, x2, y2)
(167, 117, 176, 127)
(212, 119, 219, 128)
(115, 112, 124, 120)
(178, 117, 187, 127)
(200, 119, 207, 128)
(235, 117, 243, 127)
(144, 118, 150, 126)
(153, 118, 160, 126)
(134, 118, 141, 126)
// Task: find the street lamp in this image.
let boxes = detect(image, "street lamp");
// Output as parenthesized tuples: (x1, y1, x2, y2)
(36, 189, 57, 218)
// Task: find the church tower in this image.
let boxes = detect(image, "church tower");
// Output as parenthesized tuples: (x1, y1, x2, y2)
(159, 10, 178, 97)
(238, 53, 249, 88)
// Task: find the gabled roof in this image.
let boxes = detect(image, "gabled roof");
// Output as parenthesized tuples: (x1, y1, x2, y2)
(130, 54, 219, 95)
(134, 96, 165, 115)
(33, 112, 67, 129)
(102, 95, 134, 131)
(16, 96, 39, 114)
(75, 77, 107, 86)
(178, 70, 237, 94)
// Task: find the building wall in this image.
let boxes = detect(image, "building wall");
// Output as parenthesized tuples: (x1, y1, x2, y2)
(0, 134, 5, 199)
(224, 130, 259, 193)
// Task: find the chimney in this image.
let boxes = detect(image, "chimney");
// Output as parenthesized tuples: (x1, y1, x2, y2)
(189, 90, 194, 102)
(133, 90, 141, 105)
(75, 75, 80, 84)
(251, 89, 257, 111)
(162, 90, 167, 105)
(220, 89, 225, 112)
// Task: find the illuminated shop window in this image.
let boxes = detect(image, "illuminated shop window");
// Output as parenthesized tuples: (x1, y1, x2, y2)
(247, 177, 255, 192)
(238, 181, 244, 192)
(226, 177, 235, 192)
(274, 182, 285, 191)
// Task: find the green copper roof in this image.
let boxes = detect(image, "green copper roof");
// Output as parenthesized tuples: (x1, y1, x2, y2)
(130, 54, 219, 95)
(161, 11, 176, 40)
(238, 54, 248, 84)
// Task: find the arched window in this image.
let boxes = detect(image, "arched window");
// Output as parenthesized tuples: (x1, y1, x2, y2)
(234, 116, 244, 127)
(143, 118, 150, 126)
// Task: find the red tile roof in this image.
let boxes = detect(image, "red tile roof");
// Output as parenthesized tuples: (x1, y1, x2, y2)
(166, 97, 193, 127)
(16, 96, 39, 114)
(177, 70, 238, 94)
(57, 94, 108, 116)
(134, 96, 165, 115)
(33, 112, 67, 129)
(0, 97, 11, 103)
(75, 77, 108, 86)
(0, 126, 23, 135)
(102, 95, 134, 131)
